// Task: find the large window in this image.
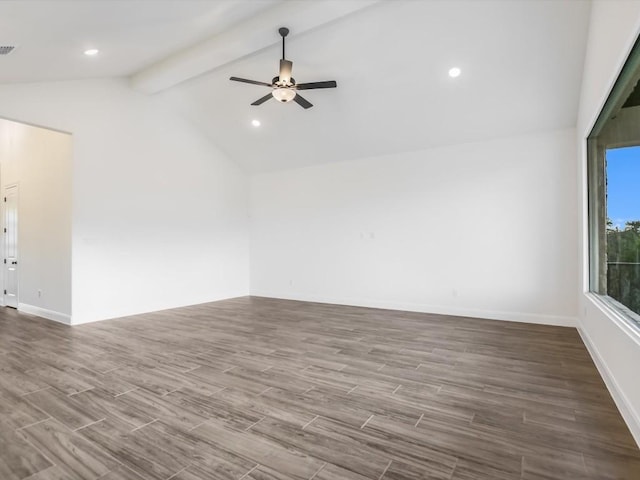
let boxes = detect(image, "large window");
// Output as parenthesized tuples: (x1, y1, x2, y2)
(588, 38, 640, 324)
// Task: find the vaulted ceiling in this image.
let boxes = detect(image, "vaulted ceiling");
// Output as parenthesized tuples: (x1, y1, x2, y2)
(0, 0, 279, 82)
(0, 0, 592, 173)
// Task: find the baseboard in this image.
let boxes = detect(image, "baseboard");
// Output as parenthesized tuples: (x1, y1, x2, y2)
(578, 326, 640, 447)
(18, 303, 72, 325)
(249, 292, 576, 327)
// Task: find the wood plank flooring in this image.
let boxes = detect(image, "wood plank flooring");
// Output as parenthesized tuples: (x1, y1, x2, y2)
(0, 296, 639, 479)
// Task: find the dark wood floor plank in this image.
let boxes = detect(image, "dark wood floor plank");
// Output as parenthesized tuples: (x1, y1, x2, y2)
(94, 465, 147, 480)
(17, 418, 118, 480)
(69, 388, 156, 431)
(114, 386, 207, 431)
(26, 365, 95, 396)
(0, 388, 49, 430)
(163, 388, 264, 431)
(582, 452, 640, 479)
(260, 386, 373, 428)
(22, 465, 82, 480)
(213, 386, 317, 428)
(309, 415, 458, 477)
(79, 419, 188, 480)
(190, 417, 326, 479)
(312, 463, 371, 480)
(382, 459, 452, 480)
(70, 366, 137, 396)
(108, 365, 190, 396)
(0, 365, 49, 396)
(22, 387, 103, 431)
(0, 418, 52, 480)
(521, 451, 588, 480)
(149, 419, 258, 478)
(250, 416, 392, 479)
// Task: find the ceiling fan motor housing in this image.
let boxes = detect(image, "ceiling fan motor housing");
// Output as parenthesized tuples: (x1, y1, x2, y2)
(272, 76, 296, 87)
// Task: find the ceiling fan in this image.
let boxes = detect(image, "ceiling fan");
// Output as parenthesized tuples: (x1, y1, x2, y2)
(230, 27, 337, 109)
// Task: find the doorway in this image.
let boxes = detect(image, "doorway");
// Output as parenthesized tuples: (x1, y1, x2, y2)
(3, 184, 18, 308)
(0, 118, 72, 322)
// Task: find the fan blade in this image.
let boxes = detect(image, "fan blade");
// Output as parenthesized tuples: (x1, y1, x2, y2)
(230, 77, 272, 87)
(294, 93, 313, 109)
(251, 93, 273, 106)
(279, 60, 293, 84)
(296, 80, 337, 90)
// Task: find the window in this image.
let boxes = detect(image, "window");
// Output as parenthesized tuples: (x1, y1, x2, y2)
(588, 37, 640, 324)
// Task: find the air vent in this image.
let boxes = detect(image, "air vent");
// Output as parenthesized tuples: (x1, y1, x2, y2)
(0, 46, 15, 55)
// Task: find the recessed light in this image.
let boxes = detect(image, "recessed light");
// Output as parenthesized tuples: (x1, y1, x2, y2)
(84, 48, 99, 56)
(251, 119, 261, 127)
(448, 67, 461, 78)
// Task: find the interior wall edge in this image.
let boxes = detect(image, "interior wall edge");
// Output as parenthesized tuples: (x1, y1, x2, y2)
(18, 303, 71, 325)
(577, 325, 640, 448)
(69, 292, 249, 326)
(249, 293, 577, 328)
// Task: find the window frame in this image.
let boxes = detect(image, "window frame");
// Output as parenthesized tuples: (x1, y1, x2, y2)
(587, 35, 640, 327)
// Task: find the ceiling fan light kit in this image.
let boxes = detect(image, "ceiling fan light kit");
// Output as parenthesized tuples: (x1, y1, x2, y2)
(272, 87, 296, 102)
(230, 26, 337, 109)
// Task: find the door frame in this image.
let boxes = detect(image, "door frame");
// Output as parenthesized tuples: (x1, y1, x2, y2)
(3, 183, 19, 308)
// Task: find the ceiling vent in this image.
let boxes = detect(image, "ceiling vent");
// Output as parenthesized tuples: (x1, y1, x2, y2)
(0, 46, 15, 55)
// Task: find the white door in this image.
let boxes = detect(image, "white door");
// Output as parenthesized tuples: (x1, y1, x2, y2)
(3, 185, 18, 308)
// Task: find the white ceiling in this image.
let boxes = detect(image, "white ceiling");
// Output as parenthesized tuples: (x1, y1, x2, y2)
(0, 0, 591, 173)
(0, 0, 278, 82)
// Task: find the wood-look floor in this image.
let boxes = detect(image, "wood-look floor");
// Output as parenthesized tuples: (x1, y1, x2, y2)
(0, 297, 639, 480)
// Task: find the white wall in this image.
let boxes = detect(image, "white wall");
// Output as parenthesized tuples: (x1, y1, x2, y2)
(0, 120, 72, 323)
(0, 78, 250, 324)
(251, 128, 578, 326)
(577, 0, 640, 446)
